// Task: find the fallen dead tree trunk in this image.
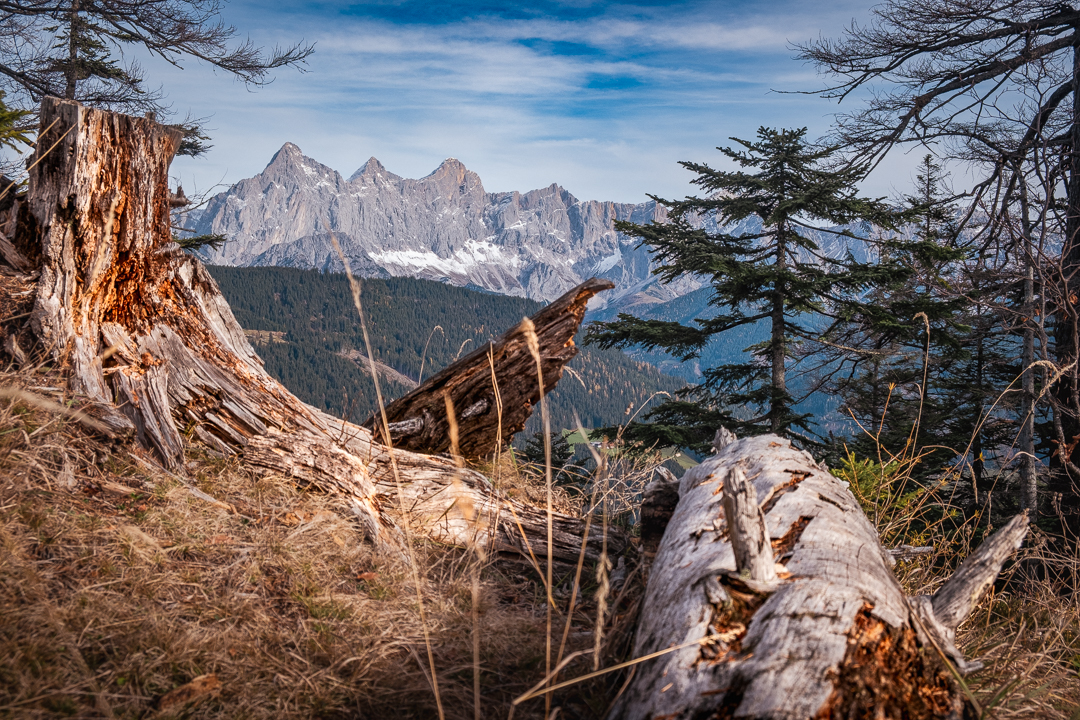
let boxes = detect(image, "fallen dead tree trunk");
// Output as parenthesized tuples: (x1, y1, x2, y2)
(364, 276, 613, 458)
(610, 433, 1028, 720)
(0, 97, 623, 563)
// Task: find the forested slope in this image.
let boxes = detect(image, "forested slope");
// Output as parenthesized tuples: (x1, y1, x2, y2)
(208, 266, 685, 438)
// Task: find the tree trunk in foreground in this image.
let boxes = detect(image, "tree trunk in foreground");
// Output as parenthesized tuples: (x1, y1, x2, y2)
(0, 97, 622, 564)
(365, 277, 613, 458)
(610, 433, 1028, 720)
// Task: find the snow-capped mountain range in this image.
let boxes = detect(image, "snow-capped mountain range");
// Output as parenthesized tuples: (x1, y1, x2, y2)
(188, 143, 872, 309)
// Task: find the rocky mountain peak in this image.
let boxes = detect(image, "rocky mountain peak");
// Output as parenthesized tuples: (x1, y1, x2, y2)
(519, 182, 578, 209)
(191, 146, 703, 305)
(425, 157, 466, 181)
(261, 143, 340, 186)
(420, 157, 483, 198)
(268, 142, 304, 167)
(349, 157, 400, 183)
(429, 157, 465, 174)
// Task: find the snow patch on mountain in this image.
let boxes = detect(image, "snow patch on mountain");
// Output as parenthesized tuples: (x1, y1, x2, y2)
(370, 239, 521, 278)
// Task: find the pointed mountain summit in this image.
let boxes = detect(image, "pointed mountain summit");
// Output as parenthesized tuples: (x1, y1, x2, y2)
(260, 143, 342, 187)
(419, 157, 484, 199)
(265, 142, 317, 173)
(349, 157, 402, 183)
(270, 141, 303, 163)
(425, 157, 466, 177)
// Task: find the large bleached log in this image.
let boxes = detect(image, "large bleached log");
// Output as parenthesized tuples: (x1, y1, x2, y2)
(364, 277, 614, 459)
(1, 97, 620, 564)
(609, 433, 1028, 720)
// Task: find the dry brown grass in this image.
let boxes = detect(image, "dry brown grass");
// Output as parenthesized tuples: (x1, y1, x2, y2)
(957, 542, 1080, 719)
(480, 452, 581, 516)
(0, 365, 635, 719)
(5, 357, 1075, 719)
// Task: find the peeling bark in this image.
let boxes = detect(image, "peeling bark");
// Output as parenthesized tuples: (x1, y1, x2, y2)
(0, 98, 620, 565)
(609, 433, 1027, 720)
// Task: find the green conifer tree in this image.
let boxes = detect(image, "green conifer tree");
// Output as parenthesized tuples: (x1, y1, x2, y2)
(828, 155, 969, 462)
(0, 92, 31, 151)
(0, 0, 312, 156)
(587, 127, 897, 450)
(830, 155, 1020, 488)
(521, 430, 574, 475)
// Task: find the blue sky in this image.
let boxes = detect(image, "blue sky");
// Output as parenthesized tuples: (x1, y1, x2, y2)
(152, 0, 923, 204)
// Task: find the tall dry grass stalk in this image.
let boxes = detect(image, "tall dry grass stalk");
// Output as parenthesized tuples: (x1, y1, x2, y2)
(442, 392, 486, 720)
(555, 474, 597, 679)
(418, 325, 445, 385)
(512, 633, 726, 707)
(329, 233, 445, 720)
(593, 491, 610, 673)
(488, 345, 504, 482)
(520, 316, 555, 719)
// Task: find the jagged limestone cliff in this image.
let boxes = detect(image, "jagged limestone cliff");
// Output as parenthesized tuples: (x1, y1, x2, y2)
(190, 143, 704, 305)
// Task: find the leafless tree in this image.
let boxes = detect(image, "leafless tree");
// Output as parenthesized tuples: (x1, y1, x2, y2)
(0, 0, 313, 155)
(799, 0, 1079, 514)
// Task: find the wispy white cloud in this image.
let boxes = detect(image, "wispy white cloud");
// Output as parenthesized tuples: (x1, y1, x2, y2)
(492, 17, 791, 52)
(158, 0, 907, 204)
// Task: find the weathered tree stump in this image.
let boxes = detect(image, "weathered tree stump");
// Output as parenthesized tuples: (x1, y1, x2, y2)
(365, 276, 613, 458)
(0, 97, 622, 563)
(609, 433, 1028, 720)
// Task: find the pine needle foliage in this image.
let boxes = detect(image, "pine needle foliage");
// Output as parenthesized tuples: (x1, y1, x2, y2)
(829, 155, 1024, 485)
(0, 92, 31, 151)
(175, 232, 227, 252)
(587, 127, 900, 451)
(522, 430, 573, 472)
(828, 155, 971, 464)
(0, 0, 313, 156)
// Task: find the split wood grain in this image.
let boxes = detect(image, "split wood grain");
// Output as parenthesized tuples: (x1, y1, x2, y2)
(721, 465, 777, 583)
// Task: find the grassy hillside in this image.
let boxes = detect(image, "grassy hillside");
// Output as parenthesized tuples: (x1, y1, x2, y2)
(207, 266, 685, 438)
(0, 366, 633, 719)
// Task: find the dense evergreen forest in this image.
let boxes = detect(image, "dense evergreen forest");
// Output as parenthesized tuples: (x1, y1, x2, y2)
(208, 266, 686, 439)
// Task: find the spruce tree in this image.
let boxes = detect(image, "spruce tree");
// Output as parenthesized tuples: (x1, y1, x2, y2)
(935, 281, 1019, 488)
(829, 155, 968, 463)
(831, 155, 1022, 488)
(521, 430, 575, 480)
(587, 127, 896, 451)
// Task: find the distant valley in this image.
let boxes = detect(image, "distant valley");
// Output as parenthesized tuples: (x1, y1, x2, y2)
(191, 146, 873, 436)
(590, 286, 848, 434)
(208, 267, 687, 438)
